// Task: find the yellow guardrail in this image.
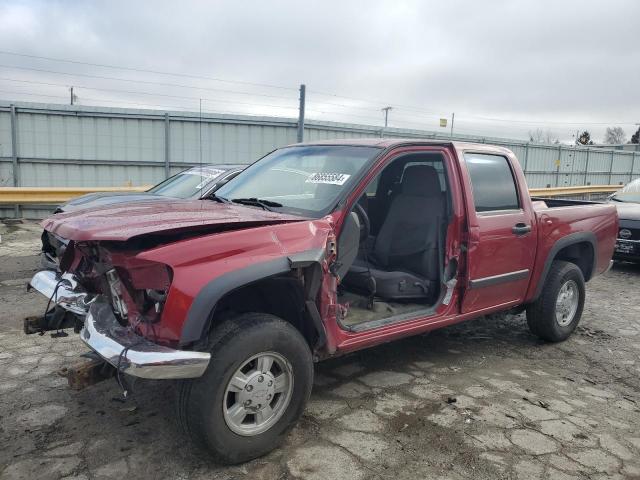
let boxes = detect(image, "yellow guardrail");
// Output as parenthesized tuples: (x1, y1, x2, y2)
(0, 184, 621, 205)
(528, 185, 619, 197)
(0, 186, 151, 204)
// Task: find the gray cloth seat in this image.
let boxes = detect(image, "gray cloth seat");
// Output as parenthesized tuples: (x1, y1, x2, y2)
(343, 165, 443, 300)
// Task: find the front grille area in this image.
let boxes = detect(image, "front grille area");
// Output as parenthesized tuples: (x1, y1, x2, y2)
(615, 220, 640, 257)
(618, 226, 640, 240)
(618, 220, 640, 241)
(42, 231, 69, 259)
(617, 229, 639, 241)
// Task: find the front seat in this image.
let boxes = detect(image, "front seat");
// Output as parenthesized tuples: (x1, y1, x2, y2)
(343, 165, 444, 301)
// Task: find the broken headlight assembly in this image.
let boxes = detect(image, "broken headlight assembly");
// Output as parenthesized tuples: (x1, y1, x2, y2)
(106, 268, 129, 320)
(105, 261, 172, 324)
(145, 288, 168, 313)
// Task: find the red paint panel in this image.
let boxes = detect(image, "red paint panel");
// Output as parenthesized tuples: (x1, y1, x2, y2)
(41, 199, 304, 242)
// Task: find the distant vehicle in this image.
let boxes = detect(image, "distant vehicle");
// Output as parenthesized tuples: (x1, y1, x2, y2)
(28, 140, 617, 464)
(55, 164, 244, 213)
(609, 178, 640, 263)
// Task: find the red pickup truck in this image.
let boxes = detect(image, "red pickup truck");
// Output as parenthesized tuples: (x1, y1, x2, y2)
(27, 139, 617, 464)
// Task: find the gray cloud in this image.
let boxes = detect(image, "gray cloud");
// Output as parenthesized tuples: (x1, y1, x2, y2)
(0, 0, 638, 143)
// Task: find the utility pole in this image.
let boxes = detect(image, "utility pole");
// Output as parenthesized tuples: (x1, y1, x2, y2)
(450, 112, 455, 137)
(70, 87, 76, 105)
(382, 106, 392, 128)
(297, 84, 306, 143)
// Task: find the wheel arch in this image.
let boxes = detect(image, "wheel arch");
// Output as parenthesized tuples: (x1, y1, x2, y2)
(532, 232, 596, 300)
(180, 250, 327, 351)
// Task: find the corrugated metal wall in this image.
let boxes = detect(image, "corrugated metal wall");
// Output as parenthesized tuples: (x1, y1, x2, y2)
(1, 101, 639, 218)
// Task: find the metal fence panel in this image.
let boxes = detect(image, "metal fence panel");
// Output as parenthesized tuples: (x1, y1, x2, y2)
(611, 152, 634, 173)
(0, 161, 12, 188)
(585, 150, 611, 175)
(1, 100, 639, 219)
(0, 111, 12, 159)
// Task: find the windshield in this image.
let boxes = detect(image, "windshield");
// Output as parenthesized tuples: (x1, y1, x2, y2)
(148, 166, 227, 198)
(611, 178, 640, 203)
(215, 145, 380, 217)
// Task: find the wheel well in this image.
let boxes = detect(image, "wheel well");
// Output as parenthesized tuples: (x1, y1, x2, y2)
(210, 274, 319, 348)
(553, 241, 594, 281)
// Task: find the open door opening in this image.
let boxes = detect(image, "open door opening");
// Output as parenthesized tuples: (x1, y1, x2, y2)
(335, 151, 452, 331)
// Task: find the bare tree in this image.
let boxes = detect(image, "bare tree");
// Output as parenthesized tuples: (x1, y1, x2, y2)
(528, 128, 559, 144)
(631, 126, 640, 144)
(603, 126, 626, 144)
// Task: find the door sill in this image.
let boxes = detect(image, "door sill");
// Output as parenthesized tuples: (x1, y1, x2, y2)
(338, 302, 439, 333)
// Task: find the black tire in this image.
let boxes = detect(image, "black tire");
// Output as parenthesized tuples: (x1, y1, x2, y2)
(526, 260, 585, 342)
(177, 312, 313, 464)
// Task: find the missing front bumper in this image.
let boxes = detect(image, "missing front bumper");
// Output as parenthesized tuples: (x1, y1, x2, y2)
(28, 270, 210, 380)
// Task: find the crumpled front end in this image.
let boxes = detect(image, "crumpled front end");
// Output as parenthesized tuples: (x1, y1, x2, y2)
(27, 231, 211, 380)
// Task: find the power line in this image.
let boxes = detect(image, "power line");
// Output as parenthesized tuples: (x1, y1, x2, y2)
(308, 88, 445, 116)
(0, 77, 394, 122)
(0, 64, 296, 101)
(0, 88, 302, 117)
(0, 86, 337, 118)
(2, 52, 634, 128)
(1, 76, 424, 121)
(0, 50, 454, 120)
(0, 76, 298, 110)
(451, 114, 639, 126)
(2, 76, 635, 130)
(0, 50, 447, 118)
(0, 89, 69, 101)
(308, 88, 639, 127)
(0, 50, 296, 91)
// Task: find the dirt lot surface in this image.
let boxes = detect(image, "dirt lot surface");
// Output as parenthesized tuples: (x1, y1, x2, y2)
(1, 221, 640, 480)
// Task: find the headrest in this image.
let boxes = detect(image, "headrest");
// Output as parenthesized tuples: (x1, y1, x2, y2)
(401, 165, 441, 196)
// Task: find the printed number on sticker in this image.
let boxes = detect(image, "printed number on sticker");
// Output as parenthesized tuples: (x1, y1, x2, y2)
(306, 172, 351, 185)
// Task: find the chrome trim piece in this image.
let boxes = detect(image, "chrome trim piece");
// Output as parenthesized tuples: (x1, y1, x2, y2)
(476, 208, 524, 217)
(80, 301, 210, 379)
(29, 270, 92, 316)
(616, 238, 640, 244)
(469, 269, 530, 289)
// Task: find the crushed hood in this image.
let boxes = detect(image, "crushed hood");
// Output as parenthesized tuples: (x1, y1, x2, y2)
(42, 199, 305, 242)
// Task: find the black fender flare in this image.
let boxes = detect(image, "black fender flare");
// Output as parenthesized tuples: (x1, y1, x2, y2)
(532, 231, 597, 300)
(180, 249, 326, 346)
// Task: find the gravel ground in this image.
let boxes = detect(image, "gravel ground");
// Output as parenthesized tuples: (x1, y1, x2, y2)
(1, 221, 640, 480)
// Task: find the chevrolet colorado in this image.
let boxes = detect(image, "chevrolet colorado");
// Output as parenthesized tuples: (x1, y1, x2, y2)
(25, 139, 618, 464)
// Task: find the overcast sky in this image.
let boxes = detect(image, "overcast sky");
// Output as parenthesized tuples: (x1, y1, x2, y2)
(0, 0, 639, 143)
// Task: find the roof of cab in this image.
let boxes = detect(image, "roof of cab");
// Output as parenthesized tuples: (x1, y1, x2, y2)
(287, 137, 514, 154)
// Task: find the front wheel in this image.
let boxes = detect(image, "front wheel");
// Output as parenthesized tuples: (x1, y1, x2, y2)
(526, 260, 585, 342)
(177, 312, 314, 464)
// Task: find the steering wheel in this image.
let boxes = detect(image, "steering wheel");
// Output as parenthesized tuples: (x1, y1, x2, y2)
(353, 203, 370, 243)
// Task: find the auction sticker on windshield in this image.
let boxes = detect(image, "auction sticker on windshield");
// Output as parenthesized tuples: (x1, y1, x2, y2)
(182, 168, 226, 179)
(305, 173, 351, 185)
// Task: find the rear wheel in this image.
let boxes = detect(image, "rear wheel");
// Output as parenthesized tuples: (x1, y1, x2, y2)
(526, 260, 585, 342)
(177, 312, 313, 464)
